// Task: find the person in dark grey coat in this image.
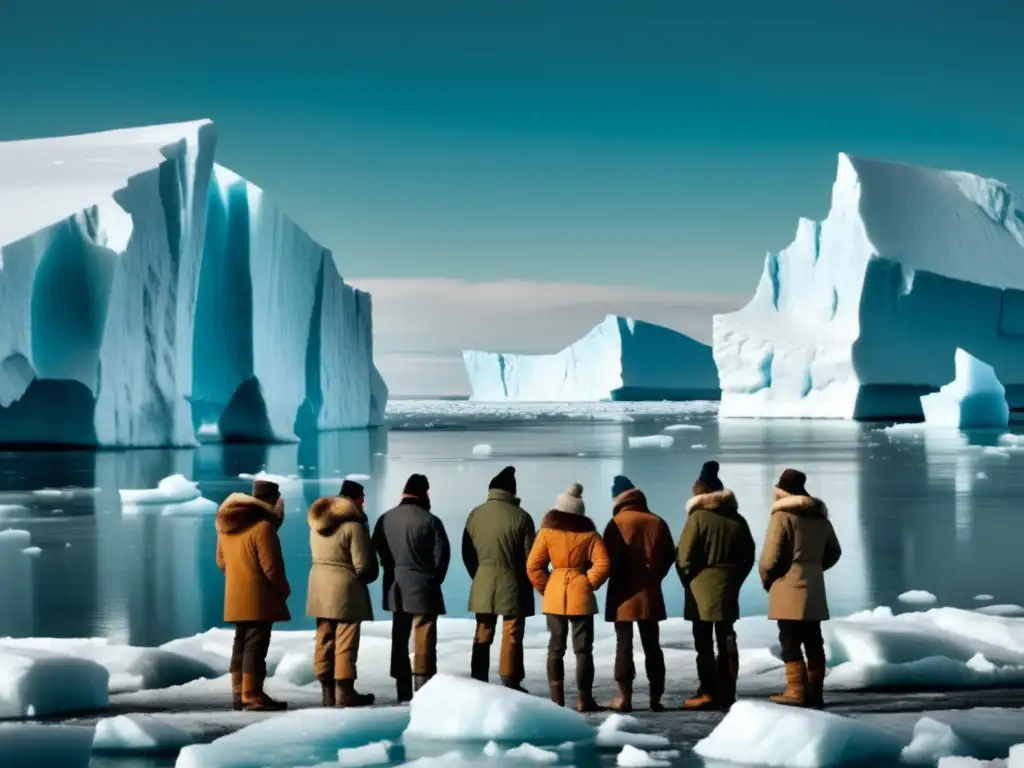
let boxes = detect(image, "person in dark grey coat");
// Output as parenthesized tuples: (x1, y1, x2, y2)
(372, 473, 451, 702)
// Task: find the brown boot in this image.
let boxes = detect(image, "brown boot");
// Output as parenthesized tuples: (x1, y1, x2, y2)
(241, 673, 287, 712)
(576, 694, 601, 713)
(319, 678, 336, 707)
(609, 682, 633, 712)
(231, 672, 243, 711)
(336, 679, 375, 708)
(549, 681, 565, 707)
(770, 661, 807, 707)
(575, 653, 599, 712)
(805, 658, 826, 710)
(683, 656, 718, 710)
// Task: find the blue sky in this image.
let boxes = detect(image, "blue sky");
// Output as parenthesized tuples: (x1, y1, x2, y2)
(1, 1, 1021, 392)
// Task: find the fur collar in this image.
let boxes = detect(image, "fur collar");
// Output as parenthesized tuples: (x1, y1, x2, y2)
(613, 488, 649, 514)
(400, 494, 431, 512)
(486, 488, 521, 505)
(686, 489, 738, 515)
(771, 492, 828, 519)
(308, 496, 366, 535)
(540, 509, 597, 533)
(216, 493, 285, 534)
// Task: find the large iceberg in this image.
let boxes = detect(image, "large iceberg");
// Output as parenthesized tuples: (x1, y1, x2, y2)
(714, 153, 1024, 420)
(0, 120, 386, 445)
(920, 348, 1010, 429)
(463, 315, 720, 402)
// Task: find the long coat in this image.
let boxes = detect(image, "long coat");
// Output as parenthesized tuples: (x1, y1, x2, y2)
(758, 492, 842, 621)
(215, 493, 291, 623)
(305, 496, 378, 622)
(603, 488, 675, 622)
(372, 498, 451, 615)
(527, 510, 610, 617)
(677, 489, 755, 623)
(462, 489, 537, 618)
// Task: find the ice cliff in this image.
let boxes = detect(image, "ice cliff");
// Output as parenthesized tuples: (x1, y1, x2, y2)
(0, 120, 386, 446)
(463, 315, 720, 402)
(713, 153, 1024, 420)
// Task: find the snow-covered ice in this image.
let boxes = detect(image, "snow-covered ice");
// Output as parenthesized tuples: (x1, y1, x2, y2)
(596, 715, 671, 749)
(503, 743, 560, 763)
(902, 709, 1024, 765)
(627, 435, 674, 450)
(463, 315, 720, 402)
(616, 745, 671, 768)
(920, 349, 1010, 429)
(93, 713, 194, 753)
(899, 590, 939, 606)
(0, 645, 109, 717)
(714, 153, 1024, 420)
(694, 700, 905, 766)
(119, 474, 202, 505)
(0, 723, 94, 768)
(335, 740, 395, 767)
(405, 675, 595, 744)
(0, 120, 386, 447)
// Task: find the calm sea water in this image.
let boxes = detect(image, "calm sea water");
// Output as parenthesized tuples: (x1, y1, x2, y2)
(1, 405, 1023, 647)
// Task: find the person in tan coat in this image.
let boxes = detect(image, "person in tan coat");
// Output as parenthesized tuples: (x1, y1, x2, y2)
(306, 479, 378, 708)
(602, 475, 675, 713)
(527, 483, 610, 712)
(759, 468, 842, 710)
(216, 479, 291, 712)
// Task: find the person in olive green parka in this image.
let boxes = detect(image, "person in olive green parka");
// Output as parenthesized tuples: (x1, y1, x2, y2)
(677, 461, 755, 712)
(463, 466, 536, 691)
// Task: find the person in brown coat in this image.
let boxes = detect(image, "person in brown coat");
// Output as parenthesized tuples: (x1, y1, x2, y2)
(215, 479, 291, 712)
(759, 468, 842, 710)
(527, 483, 610, 713)
(677, 461, 755, 712)
(306, 479, 378, 708)
(603, 475, 675, 713)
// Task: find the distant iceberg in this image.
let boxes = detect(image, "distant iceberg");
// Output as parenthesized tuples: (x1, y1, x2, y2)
(714, 153, 1024, 420)
(463, 315, 720, 402)
(0, 120, 387, 446)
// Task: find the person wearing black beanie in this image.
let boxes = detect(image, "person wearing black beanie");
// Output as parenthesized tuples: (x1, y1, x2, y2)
(678, 460, 754, 712)
(488, 466, 517, 497)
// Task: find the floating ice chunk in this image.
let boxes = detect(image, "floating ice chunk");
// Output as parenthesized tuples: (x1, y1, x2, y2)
(977, 472, 989, 480)
(596, 715, 670, 749)
(649, 751, 681, 760)
(0, 646, 109, 717)
(616, 745, 671, 768)
(662, 423, 702, 432)
(175, 707, 410, 768)
(976, 595, 995, 602)
(975, 605, 1024, 617)
(693, 700, 904, 766)
(160, 497, 219, 516)
(483, 741, 502, 757)
(119, 474, 201, 505)
(471, 444, 493, 457)
(335, 741, 394, 768)
(504, 743, 559, 763)
(0, 724, 94, 768)
(920, 349, 1010, 429)
(626, 435, 674, 450)
(345, 473, 371, 481)
(93, 714, 194, 753)
(405, 675, 594, 744)
(898, 590, 938, 606)
(936, 757, 1004, 767)
(904, 710, 1024, 765)
(0, 505, 29, 517)
(20, 547, 40, 556)
(237, 472, 301, 490)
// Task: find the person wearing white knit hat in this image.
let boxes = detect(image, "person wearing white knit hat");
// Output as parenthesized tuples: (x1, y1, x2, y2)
(527, 483, 610, 712)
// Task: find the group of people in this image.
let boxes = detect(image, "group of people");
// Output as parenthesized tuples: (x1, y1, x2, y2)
(215, 460, 842, 715)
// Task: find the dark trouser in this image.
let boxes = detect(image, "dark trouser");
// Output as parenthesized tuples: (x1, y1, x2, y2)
(474, 614, 526, 682)
(613, 620, 665, 692)
(777, 619, 825, 664)
(692, 620, 738, 701)
(230, 621, 273, 677)
(546, 615, 595, 692)
(391, 612, 438, 679)
(314, 619, 361, 681)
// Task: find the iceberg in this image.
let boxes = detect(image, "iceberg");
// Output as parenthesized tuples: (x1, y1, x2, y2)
(0, 120, 387, 446)
(920, 349, 1010, 428)
(714, 153, 1024, 420)
(463, 315, 720, 402)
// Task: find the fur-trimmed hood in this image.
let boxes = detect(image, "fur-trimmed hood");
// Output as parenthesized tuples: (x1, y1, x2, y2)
(613, 488, 649, 515)
(485, 488, 521, 506)
(540, 509, 597, 533)
(686, 489, 738, 516)
(216, 493, 285, 534)
(308, 496, 366, 535)
(771, 492, 828, 519)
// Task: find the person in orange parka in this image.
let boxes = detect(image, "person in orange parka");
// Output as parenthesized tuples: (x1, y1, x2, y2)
(527, 483, 610, 712)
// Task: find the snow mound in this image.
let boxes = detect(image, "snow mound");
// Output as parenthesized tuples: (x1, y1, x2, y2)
(175, 707, 409, 768)
(713, 153, 1024, 420)
(119, 474, 202, 505)
(335, 740, 395, 768)
(920, 349, 1010, 428)
(0, 724, 94, 768)
(463, 315, 720, 402)
(596, 714, 671, 749)
(0, 645, 109, 717)
(898, 590, 938, 606)
(694, 700, 904, 766)
(617, 745, 671, 768)
(903, 709, 1024, 764)
(405, 674, 595, 744)
(504, 743, 560, 763)
(0, 120, 386, 447)
(93, 713, 194, 753)
(627, 435, 674, 450)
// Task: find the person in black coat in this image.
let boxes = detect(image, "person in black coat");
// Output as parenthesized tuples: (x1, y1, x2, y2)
(372, 473, 451, 702)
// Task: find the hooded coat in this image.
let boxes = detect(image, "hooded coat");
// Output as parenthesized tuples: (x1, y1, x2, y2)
(527, 509, 610, 616)
(215, 493, 291, 623)
(462, 489, 537, 617)
(305, 496, 378, 622)
(758, 492, 842, 621)
(603, 488, 675, 622)
(677, 489, 755, 622)
(372, 497, 451, 615)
